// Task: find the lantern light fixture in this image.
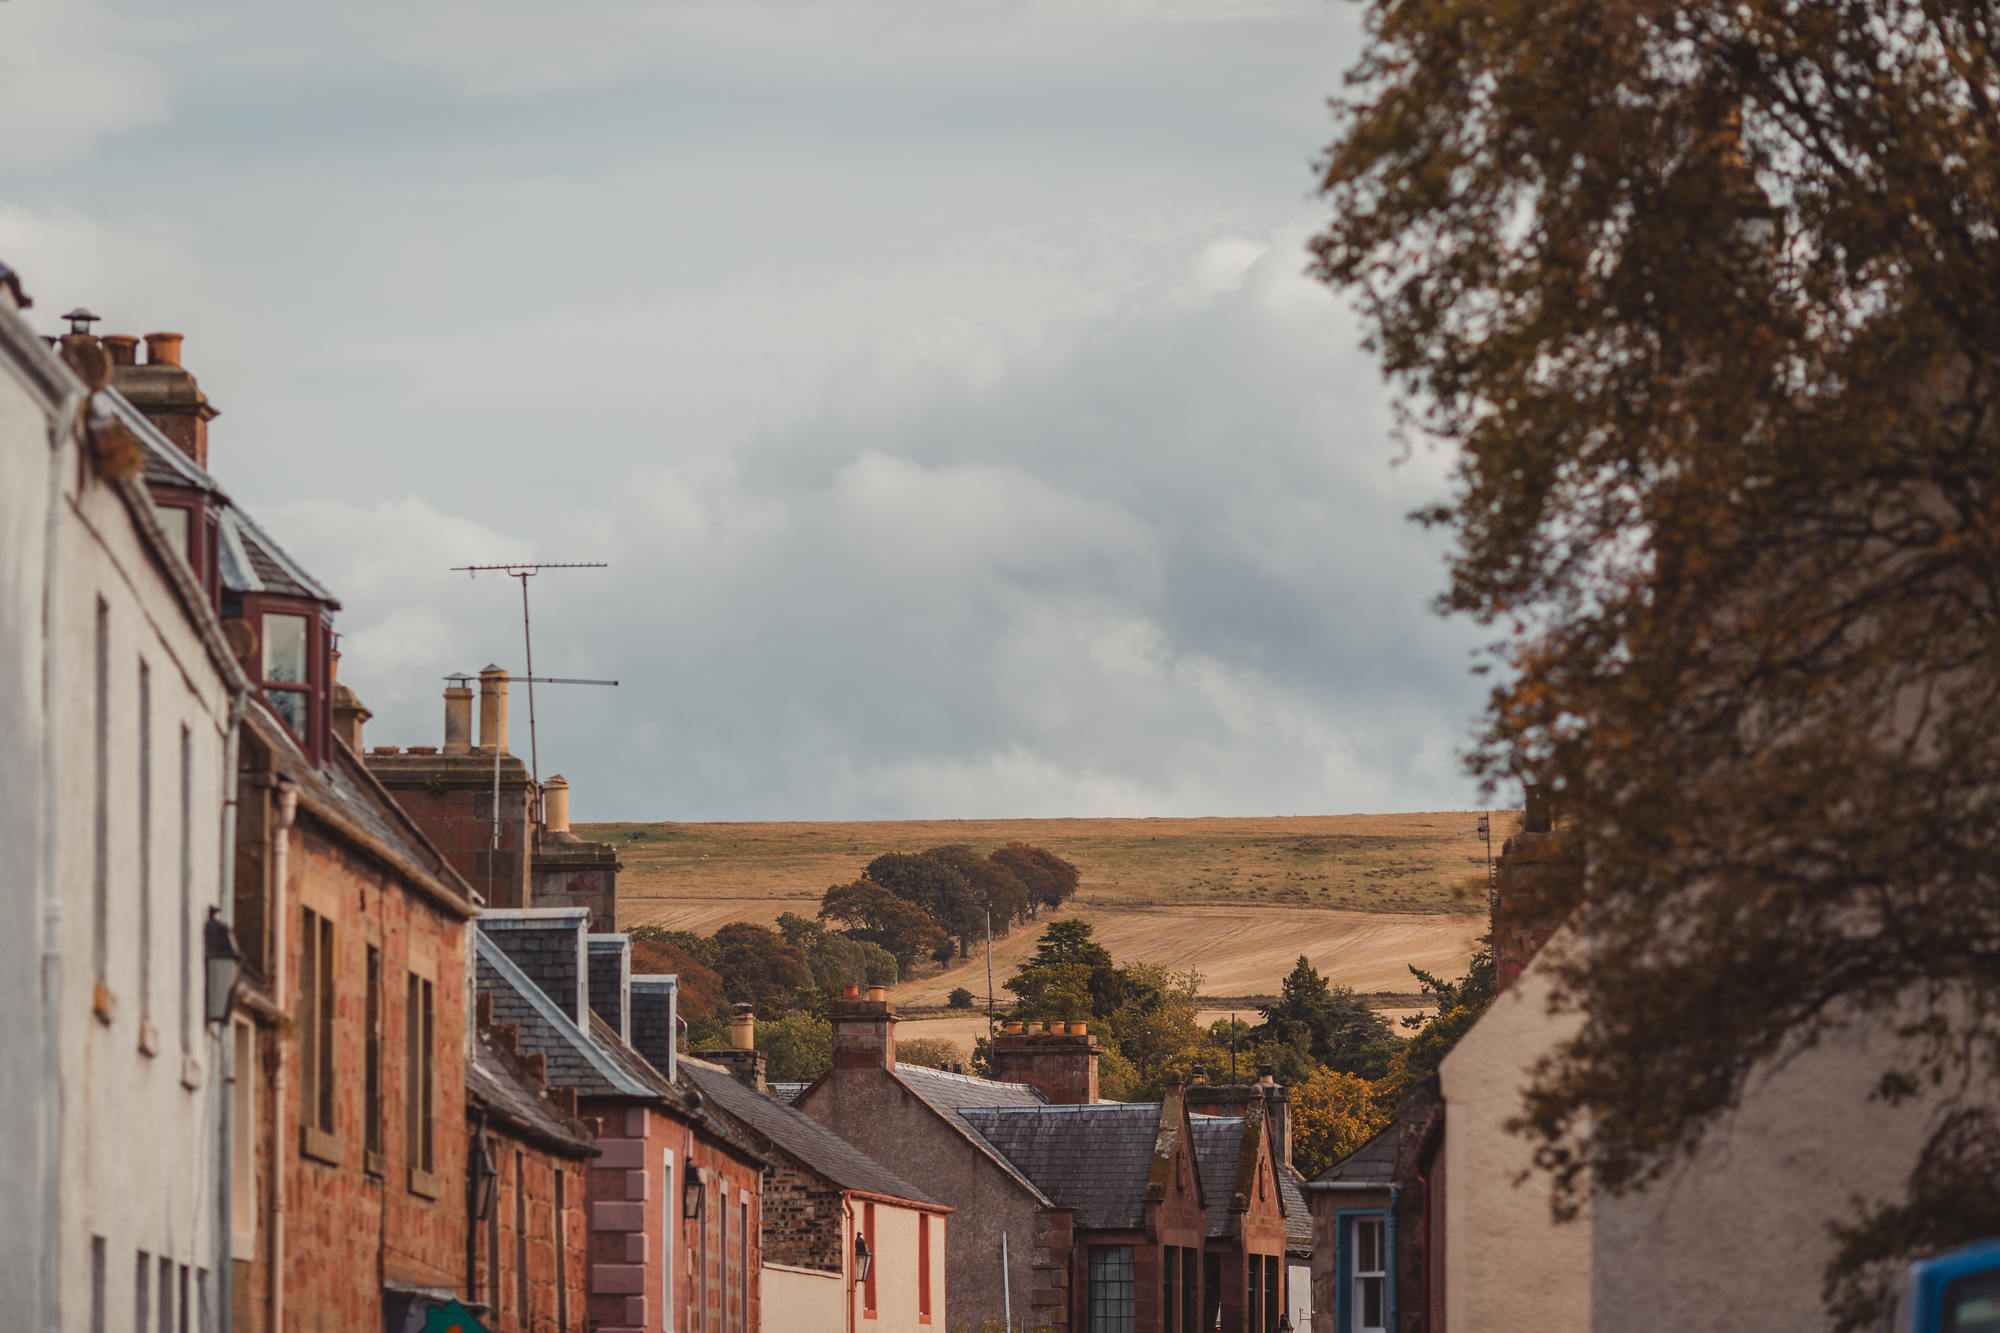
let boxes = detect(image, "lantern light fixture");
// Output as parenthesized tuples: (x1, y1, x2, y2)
(204, 909, 246, 1026)
(854, 1234, 873, 1285)
(683, 1167, 706, 1220)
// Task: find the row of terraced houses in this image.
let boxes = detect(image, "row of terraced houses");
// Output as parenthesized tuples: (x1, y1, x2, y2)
(0, 262, 1319, 1333)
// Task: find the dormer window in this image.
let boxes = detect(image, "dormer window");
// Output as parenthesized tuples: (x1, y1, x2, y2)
(231, 594, 333, 763)
(147, 489, 222, 613)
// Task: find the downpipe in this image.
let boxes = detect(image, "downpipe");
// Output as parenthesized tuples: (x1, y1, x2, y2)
(267, 782, 297, 1333)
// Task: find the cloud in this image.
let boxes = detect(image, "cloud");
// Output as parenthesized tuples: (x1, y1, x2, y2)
(0, 0, 168, 167)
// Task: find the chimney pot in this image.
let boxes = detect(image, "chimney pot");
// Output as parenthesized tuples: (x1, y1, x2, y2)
(543, 775, 571, 833)
(478, 665, 509, 753)
(843, 984, 860, 1000)
(1190, 1064, 1207, 1085)
(443, 678, 474, 754)
(1257, 1065, 1276, 1085)
(101, 334, 139, 366)
(143, 332, 183, 366)
(866, 985, 888, 1002)
(729, 1002, 755, 1051)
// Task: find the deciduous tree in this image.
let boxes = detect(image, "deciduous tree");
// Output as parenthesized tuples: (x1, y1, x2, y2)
(1314, 0, 2000, 1312)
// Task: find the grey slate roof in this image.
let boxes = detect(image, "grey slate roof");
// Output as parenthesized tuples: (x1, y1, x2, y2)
(681, 1061, 941, 1208)
(1316, 1118, 1397, 1186)
(475, 932, 662, 1100)
(467, 1033, 595, 1158)
(955, 1105, 1161, 1230)
(1280, 1166, 1312, 1256)
(890, 1063, 1054, 1204)
(1189, 1115, 1247, 1238)
(768, 1082, 807, 1106)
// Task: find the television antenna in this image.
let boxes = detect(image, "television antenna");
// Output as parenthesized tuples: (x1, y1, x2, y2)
(450, 561, 610, 821)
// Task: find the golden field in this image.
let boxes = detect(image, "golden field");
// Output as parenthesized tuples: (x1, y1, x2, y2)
(579, 811, 1515, 1011)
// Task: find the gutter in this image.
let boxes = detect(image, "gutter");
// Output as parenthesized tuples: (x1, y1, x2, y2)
(37, 383, 81, 1333)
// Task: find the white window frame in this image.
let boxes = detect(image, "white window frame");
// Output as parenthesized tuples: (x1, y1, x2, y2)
(1349, 1214, 1387, 1333)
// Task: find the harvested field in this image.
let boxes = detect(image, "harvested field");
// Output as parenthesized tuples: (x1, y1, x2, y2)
(589, 812, 1511, 1008)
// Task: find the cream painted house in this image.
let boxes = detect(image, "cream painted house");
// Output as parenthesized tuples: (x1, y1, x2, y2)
(2, 283, 251, 1332)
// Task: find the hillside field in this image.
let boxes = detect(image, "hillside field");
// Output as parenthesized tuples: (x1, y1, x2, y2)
(579, 811, 1516, 1019)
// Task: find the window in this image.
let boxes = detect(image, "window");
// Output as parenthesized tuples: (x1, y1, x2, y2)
(738, 1199, 750, 1333)
(230, 1022, 255, 1257)
(177, 726, 192, 1052)
(720, 1186, 731, 1333)
(405, 974, 435, 1177)
(1180, 1246, 1196, 1333)
(515, 1151, 529, 1321)
(299, 909, 335, 1142)
(662, 1150, 677, 1333)
(1945, 1269, 2000, 1332)
(90, 1237, 105, 1333)
(158, 1255, 172, 1333)
(1248, 1256, 1263, 1333)
(155, 504, 190, 561)
(1087, 1246, 1135, 1333)
(1265, 1253, 1280, 1333)
(134, 1250, 149, 1333)
(1347, 1214, 1387, 1333)
(918, 1212, 932, 1323)
(260, 611, 310, 738)
(138, 659, 152, 1033)
(1203, 1253, 1221, 1333)
(487, 1158, 501, 1315)
(555, 1171, 569, 1333)
(363, 947, 382, 1162)
(93, 599, 109, 993)
(862, 1200, 875, 1317)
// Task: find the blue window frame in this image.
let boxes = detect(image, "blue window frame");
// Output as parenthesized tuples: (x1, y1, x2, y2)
(1334, 1210, 1391, 1333)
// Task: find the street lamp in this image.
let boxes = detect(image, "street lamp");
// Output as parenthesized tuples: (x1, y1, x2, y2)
(469, 1127, 499, 1222)
(853, 1235, 872, 1285)
(683, 1167, 706, 1220)
(204, 909, 246, 1026)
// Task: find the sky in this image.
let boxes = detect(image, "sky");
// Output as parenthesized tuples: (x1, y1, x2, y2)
(1, 0, 1498, 821)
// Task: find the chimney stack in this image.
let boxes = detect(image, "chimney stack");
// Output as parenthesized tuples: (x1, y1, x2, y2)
(109, 330, 216, 469)
(478, 665, 509, 753)
(443, 677, 473, 754)
(629, 975, 680, 1082)
(332, 685, 371, 753)
(992, 1023, 1101, 1105)
(695, 1003, 769, 1093)
(829, 988, 898, 1073)
(586, 934, 632, 1045)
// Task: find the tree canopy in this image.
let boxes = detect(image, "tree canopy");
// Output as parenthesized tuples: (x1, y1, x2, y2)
(1315, 0, 2000, 1312)
(818, 879, 948, 973)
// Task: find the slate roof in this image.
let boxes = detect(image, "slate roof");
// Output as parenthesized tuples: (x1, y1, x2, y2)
(680, 1061, 941, 1208)
(1189, 1115, 1247, 1239)
(955, 1105, 1162, 1230)
(116, 393, 338, 605)
(1316, 1118, 1397, 1186)
(1280, 1165, 1312, 1256)
(476, 933, 663, 1100)
(768, 1082, 807, 1106)
(466, 1032, 595, 1159)
(890, 1063, 1054, 1203)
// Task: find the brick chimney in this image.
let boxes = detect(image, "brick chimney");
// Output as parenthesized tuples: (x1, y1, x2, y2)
(694, 1003, 768, 1094)
(1185, 1066, 1293, 1171)
(629, 975, 679, 1082)
(586, 933, 632, 1045)
(332, 685, 371, 753)
(110, 331, 217, 469)
(829, 984, 898, 1072)
(992, 1020, 1100, 1105)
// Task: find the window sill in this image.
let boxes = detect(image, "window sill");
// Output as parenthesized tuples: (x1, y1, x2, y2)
(138, 1021, 160, 1058)
(300, 1125, 342, 1167)
(364, 1150, 386, 1179)
(408, 1166, 440, 1200)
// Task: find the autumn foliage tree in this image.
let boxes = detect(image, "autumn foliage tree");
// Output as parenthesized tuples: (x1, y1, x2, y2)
(1315, 0, 2000, 1312)
(818, 879, 948, 973)
(989, 841, 1081, 914)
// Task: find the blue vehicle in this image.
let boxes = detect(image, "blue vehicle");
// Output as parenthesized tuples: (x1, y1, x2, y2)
(1883, 1239, 2000, 1332)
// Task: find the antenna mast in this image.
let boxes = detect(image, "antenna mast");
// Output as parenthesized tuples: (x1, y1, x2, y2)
(451, 562, 608, 817)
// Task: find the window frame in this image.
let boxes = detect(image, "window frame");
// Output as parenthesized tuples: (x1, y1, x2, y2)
(1338, 1210, 1390, 1333)
(233, 594, 333, 764)
(298, 907, 339, 1162)
(1086, 1244, 1136, 1333)
(918, 1212, 932, 1324)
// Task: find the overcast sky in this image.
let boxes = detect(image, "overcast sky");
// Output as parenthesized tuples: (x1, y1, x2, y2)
(2, 0, 1496, 821)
